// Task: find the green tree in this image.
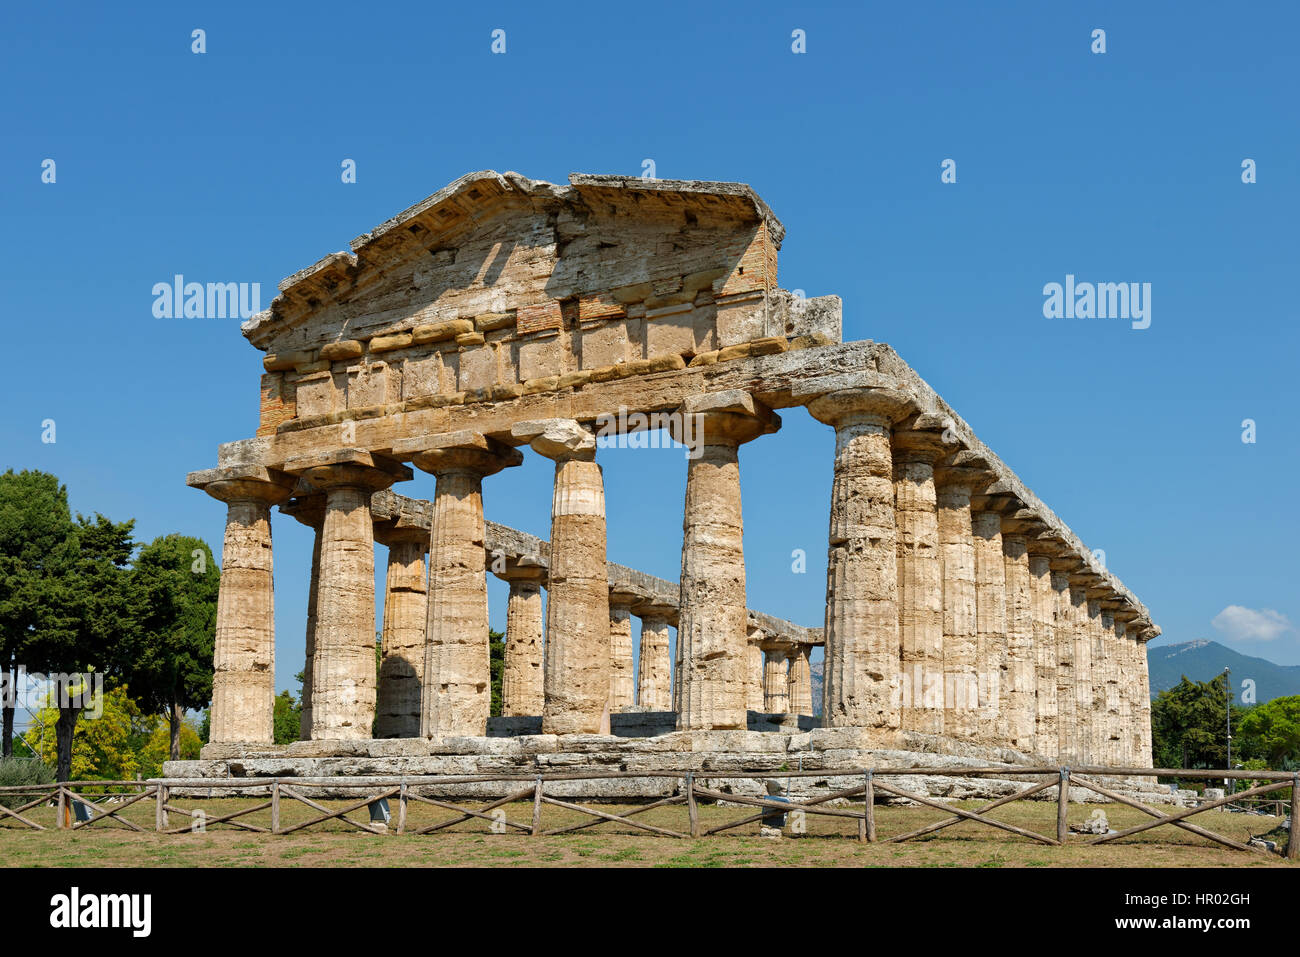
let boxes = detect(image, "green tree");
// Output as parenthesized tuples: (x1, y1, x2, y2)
(273, 690, 301, 745)
(127, 534, 220, 760)
(1236, 696, 1300, 768)
(490, 628, 504, 718)
(25, 513, 138, 781)
(1150, 674, 1239, 770)
(23, 683, 146, 782)
(0, 470, 74, 757)
(136, 716, 203, 778)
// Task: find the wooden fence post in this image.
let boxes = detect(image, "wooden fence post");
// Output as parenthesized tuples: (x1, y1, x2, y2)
(1287, 773, 1300, 861)
(863, 771, 876, 843)
(1057, 768, 1070, 846)
(271, 782, 281, 835)
(56, 787, 67, 830)
(154, 784, 167, 832)
(686, 774, 699, 838)
(531, 777, 543, 836)
(398, 782, 408, 835)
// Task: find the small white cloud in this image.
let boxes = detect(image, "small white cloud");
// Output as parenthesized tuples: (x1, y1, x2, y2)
(1211, 605, 1293, 642)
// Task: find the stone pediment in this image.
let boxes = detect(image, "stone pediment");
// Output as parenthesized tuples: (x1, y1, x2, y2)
(246, 170, 841, 438)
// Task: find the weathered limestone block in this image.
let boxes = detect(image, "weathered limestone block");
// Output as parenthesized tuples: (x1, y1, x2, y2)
(608, 586, 646, 713)
(511, 419, 611, 735)
(933, 460, 987, 742)
(1000, 530, 1036, 753)
(763, 646, 790, 713)
(787, 645, 813, 716)
(806, 387, 918, 729)
(395, 431, 522, 739)
(284, 450, 411, 740)
(971, 510, 1007, 746)
(188, 466, 296, 745)
(374, 524, 428, 738)
(673, 391, 779, 730)
(501, 562, 546, 717)
(893, 426, 948, 736)
(634, 600, 675, 712)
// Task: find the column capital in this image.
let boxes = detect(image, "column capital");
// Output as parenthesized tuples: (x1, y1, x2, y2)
(281, 493, 327, 528)
(609, 583, 650, 610)
(934, 450, 995, 495)
(512, 418, 598, 462)
(395, 429, 523, 476)
(494, 555, 547, 584)
(188, 464, 297, 507)
(633, 598, 679, 627)
(674, 390, 780, 447)
(283, 448, 412, 492)
(892, 418, 956, 465)
(372, 515, 430, 548)
(806, 386, 919, 429)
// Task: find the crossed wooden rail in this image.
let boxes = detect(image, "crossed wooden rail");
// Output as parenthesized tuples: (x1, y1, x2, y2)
(0, 766, 1295, 858)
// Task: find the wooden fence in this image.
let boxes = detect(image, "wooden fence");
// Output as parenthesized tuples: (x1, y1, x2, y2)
(0, 766, 1296, 858)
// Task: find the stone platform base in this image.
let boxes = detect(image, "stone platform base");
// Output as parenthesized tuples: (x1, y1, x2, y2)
(170, 726, 1171, 805)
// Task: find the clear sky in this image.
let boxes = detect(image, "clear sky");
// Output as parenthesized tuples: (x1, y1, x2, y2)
(2, 1, 1297, 712)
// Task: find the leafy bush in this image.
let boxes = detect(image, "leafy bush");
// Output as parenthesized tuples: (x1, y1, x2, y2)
(0, 756, 56, 807)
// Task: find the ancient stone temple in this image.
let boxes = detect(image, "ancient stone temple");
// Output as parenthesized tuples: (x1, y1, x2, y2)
(185, 170, 1158, 782)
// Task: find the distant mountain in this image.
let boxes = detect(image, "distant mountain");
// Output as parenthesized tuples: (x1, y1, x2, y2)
(1147, 640, 1300, 703)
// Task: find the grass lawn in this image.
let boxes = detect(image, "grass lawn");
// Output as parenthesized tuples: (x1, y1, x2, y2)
(0, 789, 1293, 867)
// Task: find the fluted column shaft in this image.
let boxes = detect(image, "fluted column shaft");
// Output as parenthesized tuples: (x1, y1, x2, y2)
(936, 481, 978, 740)
(608, 596, 637, 713)
(894, 435, 946, 736)
(1134, 629, 1154, 767)
(375, 532, 428, 738)
(744, 632, 766, 714)
(1114, 617, 1133, 765)
(1087, 599, 1107, 762)
(1070, 583, 1094, 763)
(972, 511, 1007, 745)
(1028, 554, 1057, 760)
(787, 646, 813, 716)
(1100, 609, 1121, 765)
(208, 486, 285, 745)
(808, 389, 912, 730)
(1001, 533, 1035, 752)
(300, 512, 323, 740)
(763, 648, 789, 713)
(675, 399, 775, 732)
(636, 612, 674, 711)
(502, 578, 545, 716)
(1050, 569, 1076, 763)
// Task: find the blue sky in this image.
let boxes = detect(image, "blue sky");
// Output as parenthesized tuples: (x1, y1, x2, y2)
(2, 1, 1297, 710)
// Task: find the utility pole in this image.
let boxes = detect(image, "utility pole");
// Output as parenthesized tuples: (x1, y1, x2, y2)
(1223, 667, 1233, 799)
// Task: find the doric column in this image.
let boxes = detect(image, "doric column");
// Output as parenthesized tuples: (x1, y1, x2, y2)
(373, 520, 429, 738)
(395, 431, 521, 739)
(1049, 562, 1077, 763)
(1132, 620, 1158, 767)
(933, 455, 989, 741)
(1110, 608, 1137, 766)
(1000, 524, 1036, 752)
(500, 559, 546, 717)
(281, 493, 325, 741)
(892, 424, 949, 736)
(744, 624, 766, 714)
(673, 391, 779, 731)
(970, 507, 1007, 746)
(284, 450, 410, 740)
(1026, 544, 1058, 761)
(763, 645, 790, 714)
(806, 387, 917, 729)
(608, 586, 646, 713)
(188, 465, 296, 745)
(1099, 607, 1121, 766)
(1067, 573, 1095, 764)
(787, 645, 813, 716)
(634, 599, 676, 712)
(1086, 594, 1108, 764)
(512, 419, 611, 735)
